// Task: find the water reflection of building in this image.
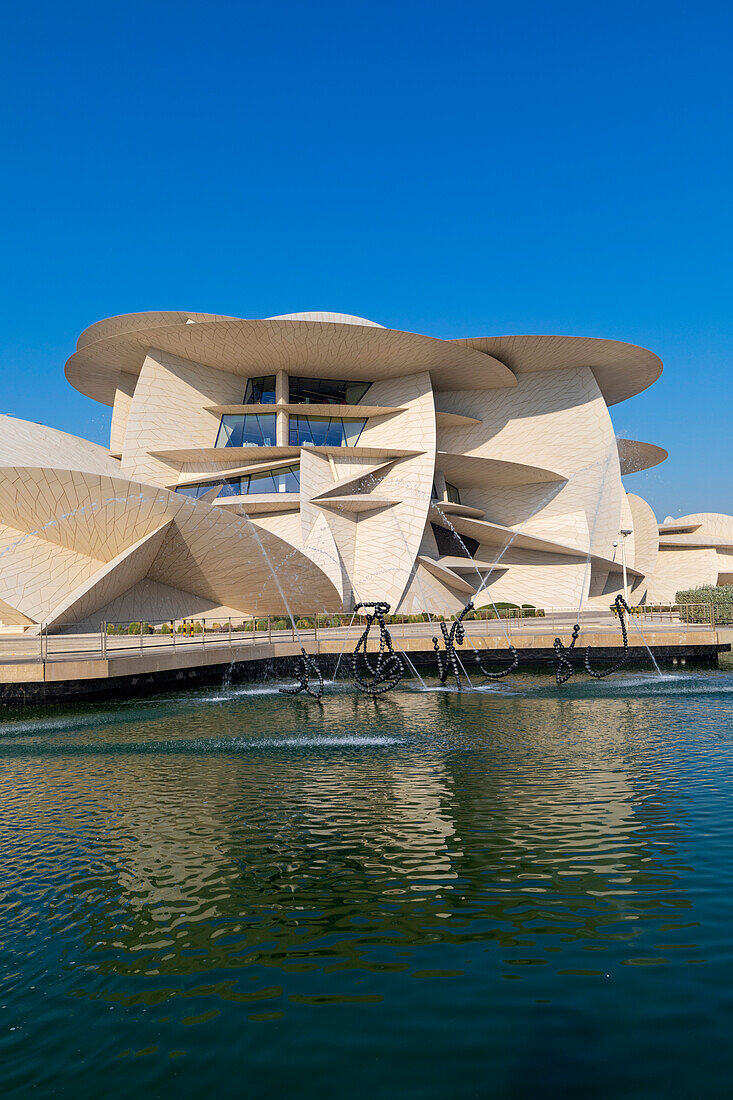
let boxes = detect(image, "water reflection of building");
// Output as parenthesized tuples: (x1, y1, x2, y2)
(1, 688, 694, 983)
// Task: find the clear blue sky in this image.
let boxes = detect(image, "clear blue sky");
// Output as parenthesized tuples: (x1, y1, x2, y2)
(1, 0, 730, 520)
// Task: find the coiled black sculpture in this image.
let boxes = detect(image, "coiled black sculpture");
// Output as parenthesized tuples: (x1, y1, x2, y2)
(432, 614, 466, 687)
(351, 602, 405, 695)
(554, 595, 632, 686)
(433, 601, 520, 687)
(584, 594, 630, 678)
(553, 622, 581, 686)
(279, 646, 325, 701)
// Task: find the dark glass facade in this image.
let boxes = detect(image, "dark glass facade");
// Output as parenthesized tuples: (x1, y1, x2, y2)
(432, 482, 461, 504)
(243, 376, 276, 404)
(430, 523, 479, 559)
(288, 377, 371, 405)
(177, 465, 300, 499)
(215, 413, 277, 448)
(289, 415, 366, 448)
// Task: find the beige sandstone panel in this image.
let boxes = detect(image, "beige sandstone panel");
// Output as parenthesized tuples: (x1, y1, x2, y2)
(72, 579, 247, 630)
(659, 513, 733, 548)
(451, 333, 662, 405)
(512, 510, 590, 555)
(0, 468, 340, 618)
(0, 415, 122, 477)
(397, 563, 467, 616)
(76, 311, 234, 352)
(0, 596, 34, 627)
(301, 513, 345, 604)
(233, 500, 347, 606)
(587, 566, 611, 600)
(651, 513, 733, 601)
(478, 553, 590, 610)
(300, 449, 411, 608)
(120, 350, 245, 487)
(627, 493, 659, 581)
(351, 373, 436, 609)
(109, 372, 137, 456)
(616, 438, 667, 475)
(435, 368, 624, 605)
(299, 448, 341, 544)
(66, 317, 514, 405)
(716, 549, 733, 583)
(44, 521, 174, 630)
(649, 548, 720, 603)
(298, 448, 358, 604)
(249, 509, 302, 545)
(0, 523, 102, 624)
(147, 495, 340, 614)
(0, 467, 175, 560)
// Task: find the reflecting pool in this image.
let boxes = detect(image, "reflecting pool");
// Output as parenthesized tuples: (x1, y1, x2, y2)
(2, 668, 733, 1098)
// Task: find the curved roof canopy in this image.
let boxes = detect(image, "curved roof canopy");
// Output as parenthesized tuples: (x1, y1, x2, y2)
(66, 312, 662, 409)
(451, 334, 663, 405)
(616, 437, 668, 475)
(66, 313, 515, 407)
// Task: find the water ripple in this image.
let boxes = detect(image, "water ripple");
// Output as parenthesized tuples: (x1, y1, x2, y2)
(1, 669, 733, 1097)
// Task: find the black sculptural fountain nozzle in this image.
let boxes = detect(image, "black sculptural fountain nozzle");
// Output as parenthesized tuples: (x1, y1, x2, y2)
(351, 601, 405, 695)
(553, 622, 581, 686)
(279, 646, 325, 701)
(554, 594, 632, 687)
(433, 600, 520, 688)
(432, 603, 469, 688)
(584, 594, 631, 679)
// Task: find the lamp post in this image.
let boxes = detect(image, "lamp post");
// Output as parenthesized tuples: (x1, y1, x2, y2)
(619, 528, 632, 606)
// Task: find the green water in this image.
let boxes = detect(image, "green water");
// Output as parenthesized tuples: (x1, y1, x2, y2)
(2, 668, 733, 1098)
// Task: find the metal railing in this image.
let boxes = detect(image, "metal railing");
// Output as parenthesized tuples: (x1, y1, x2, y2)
(0, 603, 728, 668)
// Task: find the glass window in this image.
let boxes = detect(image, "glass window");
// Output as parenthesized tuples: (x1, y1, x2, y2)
(215, 413, 277, 448)
(431, 523, 478, 559)
(219, 465, 301, 496)
(445, 482, 461, 504)
(289, 415, 366, 448)
(177, 465, 300, 499)
(243, 376, 276, 404)
(176, 481, 221, 499)
(288, 377, 371, 405)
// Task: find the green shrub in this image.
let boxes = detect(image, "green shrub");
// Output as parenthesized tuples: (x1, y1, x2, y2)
(296, 618, 313, 629)
(274, 618, 288, 630)
(127, 622, 141, 635)
(676, 584, 733, 624)
(255, 618, 268, 632)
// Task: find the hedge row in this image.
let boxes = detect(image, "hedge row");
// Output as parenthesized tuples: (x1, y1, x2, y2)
(675, 584, 733, 624)
(105, 604, 546, 636)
